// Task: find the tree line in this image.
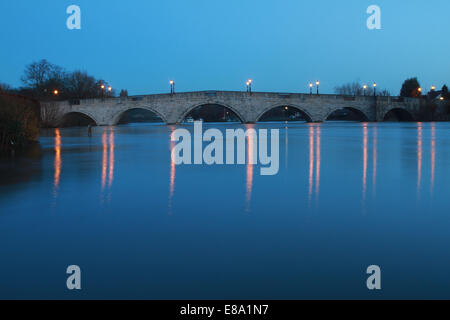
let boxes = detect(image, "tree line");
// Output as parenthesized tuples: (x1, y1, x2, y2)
(0, 59, 129, 101)
(334, 78, 449, 100)
(334, 82, 390, 97)
(398, 77, 448, 99)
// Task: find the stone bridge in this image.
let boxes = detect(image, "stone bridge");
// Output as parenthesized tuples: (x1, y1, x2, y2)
(41, 91, 425, 125)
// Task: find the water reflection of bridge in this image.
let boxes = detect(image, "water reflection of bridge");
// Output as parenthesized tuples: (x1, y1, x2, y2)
(52, 123, 437, 212)
(52, 128, 116, 204)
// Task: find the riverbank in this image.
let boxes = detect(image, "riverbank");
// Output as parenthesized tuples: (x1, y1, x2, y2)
(0, 93, 40, 156)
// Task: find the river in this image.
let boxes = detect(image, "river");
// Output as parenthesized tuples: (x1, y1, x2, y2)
(1, 121, 450, 299)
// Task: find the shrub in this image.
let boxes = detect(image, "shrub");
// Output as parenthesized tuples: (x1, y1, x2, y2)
(0, 94, 39, 155)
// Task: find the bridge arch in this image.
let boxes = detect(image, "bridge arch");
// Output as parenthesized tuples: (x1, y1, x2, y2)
(325, 107, 370, 122)
(111, 106, 168, 125)
(256, 104, 313, 122)
(383, 107, 414, 122)
(59, 111, 99, 127)
(177, 102, 245, 123)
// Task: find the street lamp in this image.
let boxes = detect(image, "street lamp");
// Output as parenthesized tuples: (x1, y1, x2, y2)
(169, 80, 175, 94)
(108, 86, 112, 94)
(53, 89, 59, 96)
(100, 84, 106, 99)
(316, 80, 320, 95)
(431, 85, 436, 91)
(309, 82, 313, 95)
(246, 79, 253, 93)
(373, 82, 377, 97)
(440, 96, 445, 101)
(363, 84, 367, 96)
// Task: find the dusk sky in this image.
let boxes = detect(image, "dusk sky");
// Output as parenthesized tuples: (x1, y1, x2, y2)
(1, 0, 449, 95)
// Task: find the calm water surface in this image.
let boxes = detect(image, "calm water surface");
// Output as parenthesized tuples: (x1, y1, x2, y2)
(1, 122, 450, 299)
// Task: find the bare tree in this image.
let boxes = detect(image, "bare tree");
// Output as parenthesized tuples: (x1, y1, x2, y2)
(21, 59, 66, 97)
(20, 60, 116, 100)
(21, 60, 64, 88)
(66, 71, 99, 99)
(335, 81, 389, 97)
(377, 89, 391, 97)
(40, 102, 63, 128)
(120, 89, 128, 97)
(335, 81, 366, 96)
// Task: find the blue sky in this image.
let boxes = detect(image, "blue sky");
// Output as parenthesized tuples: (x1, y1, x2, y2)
(0, 0, 449, 95)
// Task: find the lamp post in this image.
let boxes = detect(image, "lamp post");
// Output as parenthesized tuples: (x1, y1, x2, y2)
(316, 80, 320, 95)
(246, 79, 252, 93)
(373, 83, 377, 97)
(309, 82, 313, 95)
(418, 87, 422, 96)
(169, 80, 175, 94)
(53, 89, 59, 96)
(363, 84, 367, 96)
(431, 85, 436, 91)
(100, 84, 105, 99)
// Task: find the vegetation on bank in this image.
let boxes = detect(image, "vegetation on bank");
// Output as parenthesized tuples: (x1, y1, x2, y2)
(0, 93, 40, 155)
